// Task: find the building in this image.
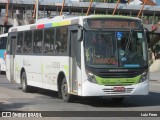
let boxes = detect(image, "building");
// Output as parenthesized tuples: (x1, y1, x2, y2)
(0, 0, 160, 34)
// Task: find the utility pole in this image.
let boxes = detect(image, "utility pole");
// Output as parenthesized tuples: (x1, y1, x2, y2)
(86, 0, 93, 16)
(60, 0, 65, 16)
(137, 0, 148, 18)
(36, 0, 39, 22)
(112, 0, 120, 16)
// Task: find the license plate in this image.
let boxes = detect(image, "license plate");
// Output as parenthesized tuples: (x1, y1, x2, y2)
(113, 87, 125, 92)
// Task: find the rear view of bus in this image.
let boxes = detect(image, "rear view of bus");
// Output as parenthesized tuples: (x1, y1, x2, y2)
(0, 33, 8, 73)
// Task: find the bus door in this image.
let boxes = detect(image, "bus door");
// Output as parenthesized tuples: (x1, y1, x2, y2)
(8, 33, 17, 82)
(69, 28, 81, 93)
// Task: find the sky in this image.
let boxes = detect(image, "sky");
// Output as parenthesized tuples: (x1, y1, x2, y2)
(47, 0, 160, 6)
(156, 0, 160, 5)
(38, 0, 160, 6)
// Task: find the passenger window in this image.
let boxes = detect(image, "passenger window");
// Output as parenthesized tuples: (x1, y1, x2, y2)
(44, 28, 55, 54)
(0, 37, 7, 49)
(33, 30, 43, 54)
(55, 27, 68, 54)
(6, 35, 11, 54)
(23, 31, 32, 54)
(17, 32, 23, 54)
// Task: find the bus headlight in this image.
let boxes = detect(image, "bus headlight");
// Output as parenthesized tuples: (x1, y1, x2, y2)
(140, 71, 148, 82)
(86, 72, 97, 84)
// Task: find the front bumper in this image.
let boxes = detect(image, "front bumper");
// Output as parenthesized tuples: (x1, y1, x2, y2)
(81, 80, 149, 96)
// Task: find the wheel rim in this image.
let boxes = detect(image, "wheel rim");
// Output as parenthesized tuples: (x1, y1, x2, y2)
(62, 81, 68, 98)
(22, 73, 26, 90)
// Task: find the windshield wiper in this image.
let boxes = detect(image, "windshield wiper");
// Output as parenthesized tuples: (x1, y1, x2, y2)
(125, 29, 133, 50)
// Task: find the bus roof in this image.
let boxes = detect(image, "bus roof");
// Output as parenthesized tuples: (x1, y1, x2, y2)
(0, 33, 8, 38)
(8, 15, 141, 33)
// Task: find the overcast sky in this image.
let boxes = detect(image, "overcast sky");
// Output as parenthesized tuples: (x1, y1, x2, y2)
(44, 0, 160, 5)
(156, 0, 160, 5)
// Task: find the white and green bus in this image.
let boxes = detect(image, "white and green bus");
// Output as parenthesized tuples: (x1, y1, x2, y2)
(6, 15, 150, 102)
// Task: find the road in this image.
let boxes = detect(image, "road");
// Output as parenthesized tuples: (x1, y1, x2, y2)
(0, 73, 160, 119)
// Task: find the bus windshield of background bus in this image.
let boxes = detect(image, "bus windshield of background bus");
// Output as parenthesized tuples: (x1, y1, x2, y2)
(85, 30, 148, 68)
(0, 37, 7, 49)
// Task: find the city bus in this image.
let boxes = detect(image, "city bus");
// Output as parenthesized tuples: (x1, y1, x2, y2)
(6, 15, 149, 102)
(0, 33, 8, 73)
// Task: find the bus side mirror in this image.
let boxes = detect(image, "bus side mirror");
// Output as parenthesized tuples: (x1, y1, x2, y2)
(77, 26, 83, 42)
(144, 28, 150, 44)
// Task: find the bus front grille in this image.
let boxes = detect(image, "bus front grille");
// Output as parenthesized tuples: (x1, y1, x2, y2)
(99, 71, 138, 78)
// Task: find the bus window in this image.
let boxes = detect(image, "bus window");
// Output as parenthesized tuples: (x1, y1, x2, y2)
(55, 27, 68, 54)
(44, 28, 55, 54)
(0, 37, 7, 49)
(6, 37, 10, 54)
(17, 32, 23, 54)
(24, 31, 32, 54)
(33, 30, 43, 54)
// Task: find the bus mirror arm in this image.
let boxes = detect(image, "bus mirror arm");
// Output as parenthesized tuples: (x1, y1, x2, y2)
(144, 28, 150, 44)
(77, 26, 83, 42)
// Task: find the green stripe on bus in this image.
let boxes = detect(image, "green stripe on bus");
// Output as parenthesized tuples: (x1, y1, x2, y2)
(64, 65, 69, 76)
(15, 62, 20, 71)
(52, 22, 61, 27)
(95, 75, 141, 86)
(52, 20, 71, 27)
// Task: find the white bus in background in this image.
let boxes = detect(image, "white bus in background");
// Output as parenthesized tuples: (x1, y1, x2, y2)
(0, 33, 8, 73)
(6, 15, 150, 102)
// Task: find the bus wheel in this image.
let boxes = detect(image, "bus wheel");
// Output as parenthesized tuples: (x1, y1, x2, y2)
(0, 64, 1, 74)
(21, 71, 29, 92)
(61, 77, 73, 102)
(112, 97, 124, 103)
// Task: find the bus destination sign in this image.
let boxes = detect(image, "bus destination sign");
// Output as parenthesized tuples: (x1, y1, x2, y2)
(87, 19, 140, 29)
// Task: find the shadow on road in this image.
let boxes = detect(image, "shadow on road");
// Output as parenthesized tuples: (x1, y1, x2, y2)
(25, 87, 160, 108)
(0, 72, 6, 75)
(73, 92, 160, 108)
(1, 74, 160, 108)
(28, 87, 59, 99)
(0, 102, 33, 111)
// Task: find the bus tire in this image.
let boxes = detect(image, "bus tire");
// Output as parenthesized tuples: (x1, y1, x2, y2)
(21, 71, 30, 92)
(0, 64, 1, 74)
(61, 77, 73, 102)
(112, 97, 124, 103)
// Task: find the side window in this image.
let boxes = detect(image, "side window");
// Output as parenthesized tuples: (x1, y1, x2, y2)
(44, 28, 55, 54)
(0, 37, 7, 49)
(6, 33, 17, 55)
(33, 30, 43, 54)
(71, 31, 81, 67)
(6, 35, 11, 54)
(23, 31, 32, 54)
(55, 27, 68, 54)
(0, 38, 2, 49)
(17, 32, 23, 54)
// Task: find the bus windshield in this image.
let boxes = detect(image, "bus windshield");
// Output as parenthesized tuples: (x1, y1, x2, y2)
(85, 30, 148, 68)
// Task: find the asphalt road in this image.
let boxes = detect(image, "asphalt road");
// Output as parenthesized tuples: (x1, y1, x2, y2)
(0, 73, 160, 119)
